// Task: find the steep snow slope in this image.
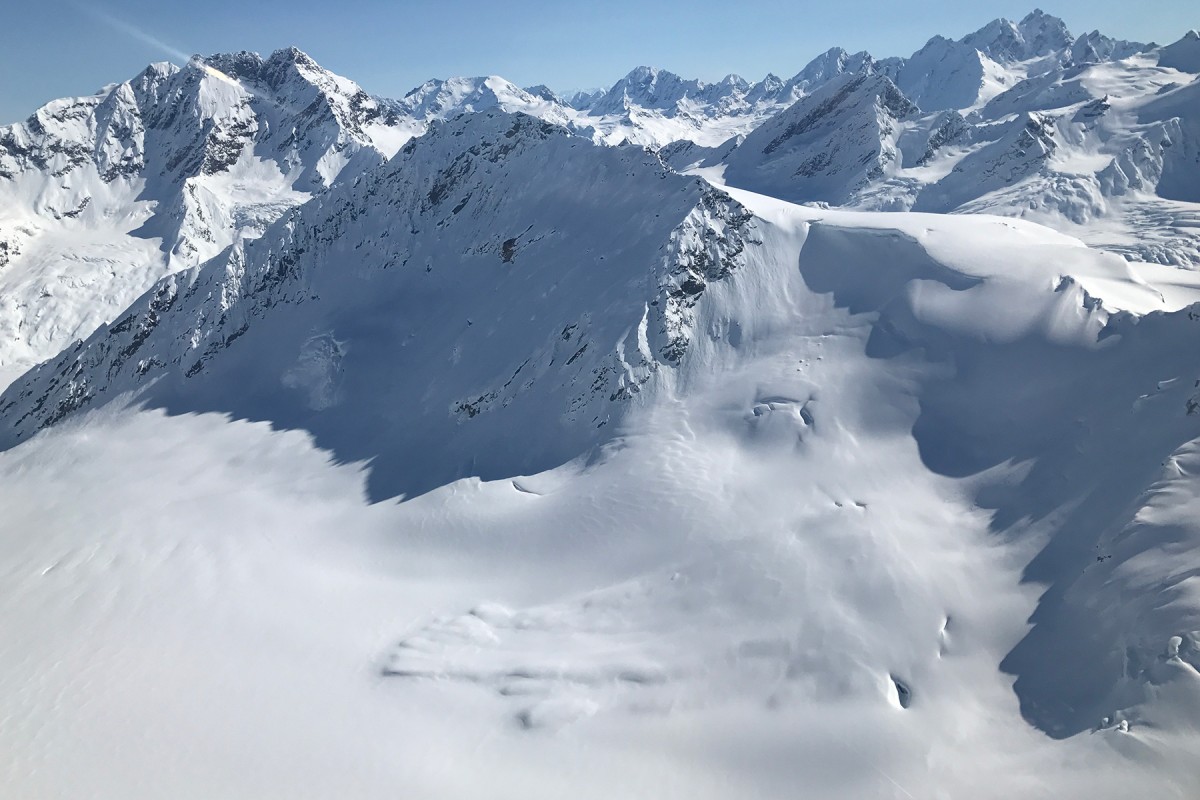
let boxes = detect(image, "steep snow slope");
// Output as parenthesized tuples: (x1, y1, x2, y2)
(895, 34, 1013, 113)
(1158, 29, 1200, 73)
(0, 47, 413, 376)
(721, 73, 919, 206)
(2, 114, 1200, 797)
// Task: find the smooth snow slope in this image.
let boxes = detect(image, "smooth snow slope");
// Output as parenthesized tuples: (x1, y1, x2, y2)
(2, 112, 1200, 797)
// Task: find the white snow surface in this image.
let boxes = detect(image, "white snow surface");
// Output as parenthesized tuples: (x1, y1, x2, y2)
(3, 11, 1200, 799)
(2, 107, 1200, 797)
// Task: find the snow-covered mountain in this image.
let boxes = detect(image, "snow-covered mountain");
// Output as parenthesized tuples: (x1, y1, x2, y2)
(568, 66, 777, 148)
(0, 39, 903, 384)
(713, 22, 1200, 267)
(0, 47, 415, 377)
(391, 75, 576, 128)
(892, 9, 1148, 112)
(721, 73, 919, 206)
(547, 9, 1156, 153)
(0, 110, 755, 497)
(408, 49, 894, 151)
(539, 9, 1195, 271)
(4, 11, 1200, 798)
(397, 65, 792, 150)
(3, 105, 1200, 796)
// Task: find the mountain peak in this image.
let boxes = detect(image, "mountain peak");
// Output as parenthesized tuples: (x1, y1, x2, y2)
(723, 71, 918, 205)
(1158, 29, 1200, 72)
(620, 65, 678, 85)
(270, 45, 316, 66)
(1070, 30, 1150, 64)
(963, 18, 1025, 60)
(197, 47, 331, 89)
(792, 47, 876, 89)
(1019, 8, 1062, 27)
(1017, 9, 1073, 55)
(587, 66, 700, 116)
(142, 61, 179, 78)
(199, 50, 264, 80)
(394, 76, 575, 129)
(961, 10, 1072, 61)
(523, 84, 562, 102)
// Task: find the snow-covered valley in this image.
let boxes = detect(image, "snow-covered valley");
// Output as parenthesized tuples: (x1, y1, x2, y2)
(3, 9, 1200, 799)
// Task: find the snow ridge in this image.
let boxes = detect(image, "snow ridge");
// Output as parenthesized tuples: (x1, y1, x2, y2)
(0, 111, 756, 498)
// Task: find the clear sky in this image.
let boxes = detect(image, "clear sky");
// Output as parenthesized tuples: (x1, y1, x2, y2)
(1, 1, 1196, 123)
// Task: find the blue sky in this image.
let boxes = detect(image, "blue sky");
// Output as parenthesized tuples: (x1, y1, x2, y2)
(1, 1, 1195, 122)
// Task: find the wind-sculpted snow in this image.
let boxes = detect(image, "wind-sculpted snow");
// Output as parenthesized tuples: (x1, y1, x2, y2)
(775, 202, 1200, 741)
(0, 111, 756, 499)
